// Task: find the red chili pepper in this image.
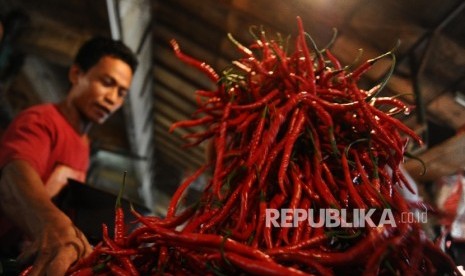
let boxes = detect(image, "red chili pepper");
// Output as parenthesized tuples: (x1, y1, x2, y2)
(289, 183, 309, 245)
(114, 207, 125, 245)
(170, 39, 219, 83)
(267, 232, 328, 253)
(279, 164, 302, 245)
(234, 170, 258, 232)
(167, 165, 208, 218)
(258, 138, 286, 190)
(296, 16, 316, 95)
(341, 153, 367, 209)
(102, 224, 139, 276)
(263, 193, 287, 249)
(278, 110, 306, 196)
(275, 226, 396, 266)
(212, 101, 233, 200)
(231, 214, 256, 241)
(181, 209, 218, 233)
(67, 242, 104, 274)
(134, 212, 272, 262)
(300, 158, 321, 203)
(246, 107, 268, 164)
(371, 107, 423, 146)
(201, 184, 241, 232)
(313, 153, 341, 209)
(114, 171, 128, 247)
(352, 152, 383, 208)
(231, 89, 279, 111)
(68, 261, 108, 276)
(223, 252, 309, 276)
(236, 112, 259, 132)
(169, 116, 214, 133)
(97, 248, 140, 256)
(324, 48, 343, 70)
(351, 85, 405, 159)
(272, 253, 334, 276)
(346, 50, 393, 82)
(68, 267, 94, 276)
(107, 262, 131, 276)
(251, 193, 267, 248)
(247, 92, 306, 169)
(19, 266, 33, 276)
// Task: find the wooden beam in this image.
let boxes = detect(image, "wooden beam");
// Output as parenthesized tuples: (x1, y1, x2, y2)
(153, 115, 206, 164)
(153, 83, 197, 120)
(154, 127, 206, 162)
(403, 133, 465, 182)
(154, 111, 207, 152)
(153, 134, 204, 169)
(18, 11, 92, 66)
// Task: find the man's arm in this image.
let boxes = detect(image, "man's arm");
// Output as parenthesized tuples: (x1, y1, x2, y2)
(0, 160, 92, 276)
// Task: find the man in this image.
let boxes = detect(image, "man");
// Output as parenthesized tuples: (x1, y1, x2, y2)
(0, 36, 137, 275)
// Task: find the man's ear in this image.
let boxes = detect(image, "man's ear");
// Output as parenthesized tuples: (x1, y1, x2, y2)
(68, 64, 81, 84)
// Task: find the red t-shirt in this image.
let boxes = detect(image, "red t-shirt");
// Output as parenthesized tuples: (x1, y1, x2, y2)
(0, 103, 90, 241)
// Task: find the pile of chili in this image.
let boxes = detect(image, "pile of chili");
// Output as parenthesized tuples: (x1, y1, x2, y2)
(23, 16, 460, 276)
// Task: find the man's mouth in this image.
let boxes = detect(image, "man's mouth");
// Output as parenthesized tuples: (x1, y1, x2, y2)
(97, 105, 111, 115)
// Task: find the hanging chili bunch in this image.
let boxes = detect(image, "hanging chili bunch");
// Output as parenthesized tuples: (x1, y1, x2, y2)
(59, 16, 460, 275)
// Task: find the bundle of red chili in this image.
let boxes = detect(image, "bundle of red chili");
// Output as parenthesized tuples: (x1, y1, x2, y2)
(29, 16, 459, 275)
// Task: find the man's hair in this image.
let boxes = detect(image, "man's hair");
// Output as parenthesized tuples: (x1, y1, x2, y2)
(74, 36, 138, 74)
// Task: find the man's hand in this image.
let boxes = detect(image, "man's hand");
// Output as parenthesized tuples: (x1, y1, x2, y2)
(0, 160, 92, 275)
(18, 215, 92, 276)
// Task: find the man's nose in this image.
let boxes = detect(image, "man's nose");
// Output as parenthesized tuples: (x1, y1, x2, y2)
(104, 88, 118, 105)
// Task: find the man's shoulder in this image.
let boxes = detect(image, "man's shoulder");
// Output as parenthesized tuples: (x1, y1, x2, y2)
(15, 103, 60, 122)
(20, 103, 56, 115)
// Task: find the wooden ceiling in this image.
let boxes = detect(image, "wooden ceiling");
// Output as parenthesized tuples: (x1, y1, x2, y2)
(1, 0, 465, 192)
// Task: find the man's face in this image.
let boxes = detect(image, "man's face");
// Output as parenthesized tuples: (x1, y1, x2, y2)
(70, 56, 133, 124)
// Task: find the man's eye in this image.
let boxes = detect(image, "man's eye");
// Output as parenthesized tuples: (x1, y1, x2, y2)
(102, 77, 114, 86)
(118, 89, 128, 98)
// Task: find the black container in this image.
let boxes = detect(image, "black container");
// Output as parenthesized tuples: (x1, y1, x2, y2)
(53, 179, 151, 245)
